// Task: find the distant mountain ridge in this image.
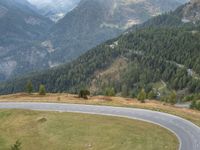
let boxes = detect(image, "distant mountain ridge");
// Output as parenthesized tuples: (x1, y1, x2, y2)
(28, 0, 81, 21)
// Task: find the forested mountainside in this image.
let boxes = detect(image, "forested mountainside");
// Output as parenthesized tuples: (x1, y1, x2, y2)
(1, 23, 200, 98)
(0, 0, 53, 81)
(46, 0, 187, 64)
(1, 0, 199, 98)
(0, 0, 186, 81)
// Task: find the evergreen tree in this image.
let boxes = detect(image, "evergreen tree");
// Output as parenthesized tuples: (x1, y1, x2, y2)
(169, 91, 177, 104)
(137, 89, 146, 103)
(147, 90, 156, 100)
(121, 85, 129, 97)
(25, 81, 33, 94)
(190, 99, 197, 109)
(105, 87, 115, 97)
(39, 84, 46, 95)
(197, 102, 200, 111)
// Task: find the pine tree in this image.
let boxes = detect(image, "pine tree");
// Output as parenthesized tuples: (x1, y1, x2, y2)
(121, 85, 129, 97)
(190, 99, 197, 109)
(197, 102, 200, 111)
(25, 81, 33, 94)
(169, 91, 177, 104)
(39, 84, 46, 95)
(137, 89, 146, 103)
(147, 90, 156, 100)
(105, 87, 115, 97)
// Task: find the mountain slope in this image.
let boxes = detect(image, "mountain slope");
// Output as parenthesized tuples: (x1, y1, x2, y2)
(0, 0, 53, 80)
(27, 0, 81, 22)
(1, 1, 200, 97)
(2, 26, 200, 96)
(0, 0, 187, 81)
(176, 0, 200, 23)
(45, 0, 188, 65)
(0, 0, 52, 39)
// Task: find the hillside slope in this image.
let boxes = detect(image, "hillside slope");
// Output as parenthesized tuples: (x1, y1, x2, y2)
(2, 25, 200, 97)
(45, 0, 187, 64)
(2, 0, 199, 98)
(0, 0, 53, 80)
(0, 0, 187, 81)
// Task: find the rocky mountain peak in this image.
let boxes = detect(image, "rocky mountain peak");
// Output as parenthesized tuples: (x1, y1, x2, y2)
(181, 0, 200, 23)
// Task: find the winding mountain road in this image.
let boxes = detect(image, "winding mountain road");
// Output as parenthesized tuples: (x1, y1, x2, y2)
(0, 102, 200, 150)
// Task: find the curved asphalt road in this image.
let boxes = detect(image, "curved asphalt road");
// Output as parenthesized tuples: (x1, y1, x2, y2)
(0, 102, 200, 150)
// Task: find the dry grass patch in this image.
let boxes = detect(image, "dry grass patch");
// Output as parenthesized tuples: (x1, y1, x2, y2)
(0, 110, 178, 150)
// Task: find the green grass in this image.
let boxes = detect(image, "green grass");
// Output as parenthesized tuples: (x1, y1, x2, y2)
(0, 110, 178, 150)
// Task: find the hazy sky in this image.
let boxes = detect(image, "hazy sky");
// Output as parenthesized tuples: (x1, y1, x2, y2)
(27, 0, 76, 5)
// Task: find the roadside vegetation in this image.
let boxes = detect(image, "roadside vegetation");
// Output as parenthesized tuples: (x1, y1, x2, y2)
(10, 140, 21, 150)
(1, 93, 200, 127)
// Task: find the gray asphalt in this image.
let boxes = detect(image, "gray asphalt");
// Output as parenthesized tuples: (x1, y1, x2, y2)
(0, 102, 200, 150)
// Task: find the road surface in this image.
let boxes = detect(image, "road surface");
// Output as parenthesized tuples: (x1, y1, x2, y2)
(0, 102, 200, 150)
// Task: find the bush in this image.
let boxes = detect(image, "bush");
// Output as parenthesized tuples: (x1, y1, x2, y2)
(39, 84, 46, 95)
(79, 90, 90, 99)
(11, 140, 21, 150)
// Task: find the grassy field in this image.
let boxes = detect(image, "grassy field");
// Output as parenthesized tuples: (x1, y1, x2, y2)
(1, 93, 200, 127)
(0, 110, 178, 150)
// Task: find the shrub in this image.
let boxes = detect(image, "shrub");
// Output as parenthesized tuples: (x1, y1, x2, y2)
(105, 87, 115, 97)
(11, 140, 21, 150)
(79, 90, 90, 99)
